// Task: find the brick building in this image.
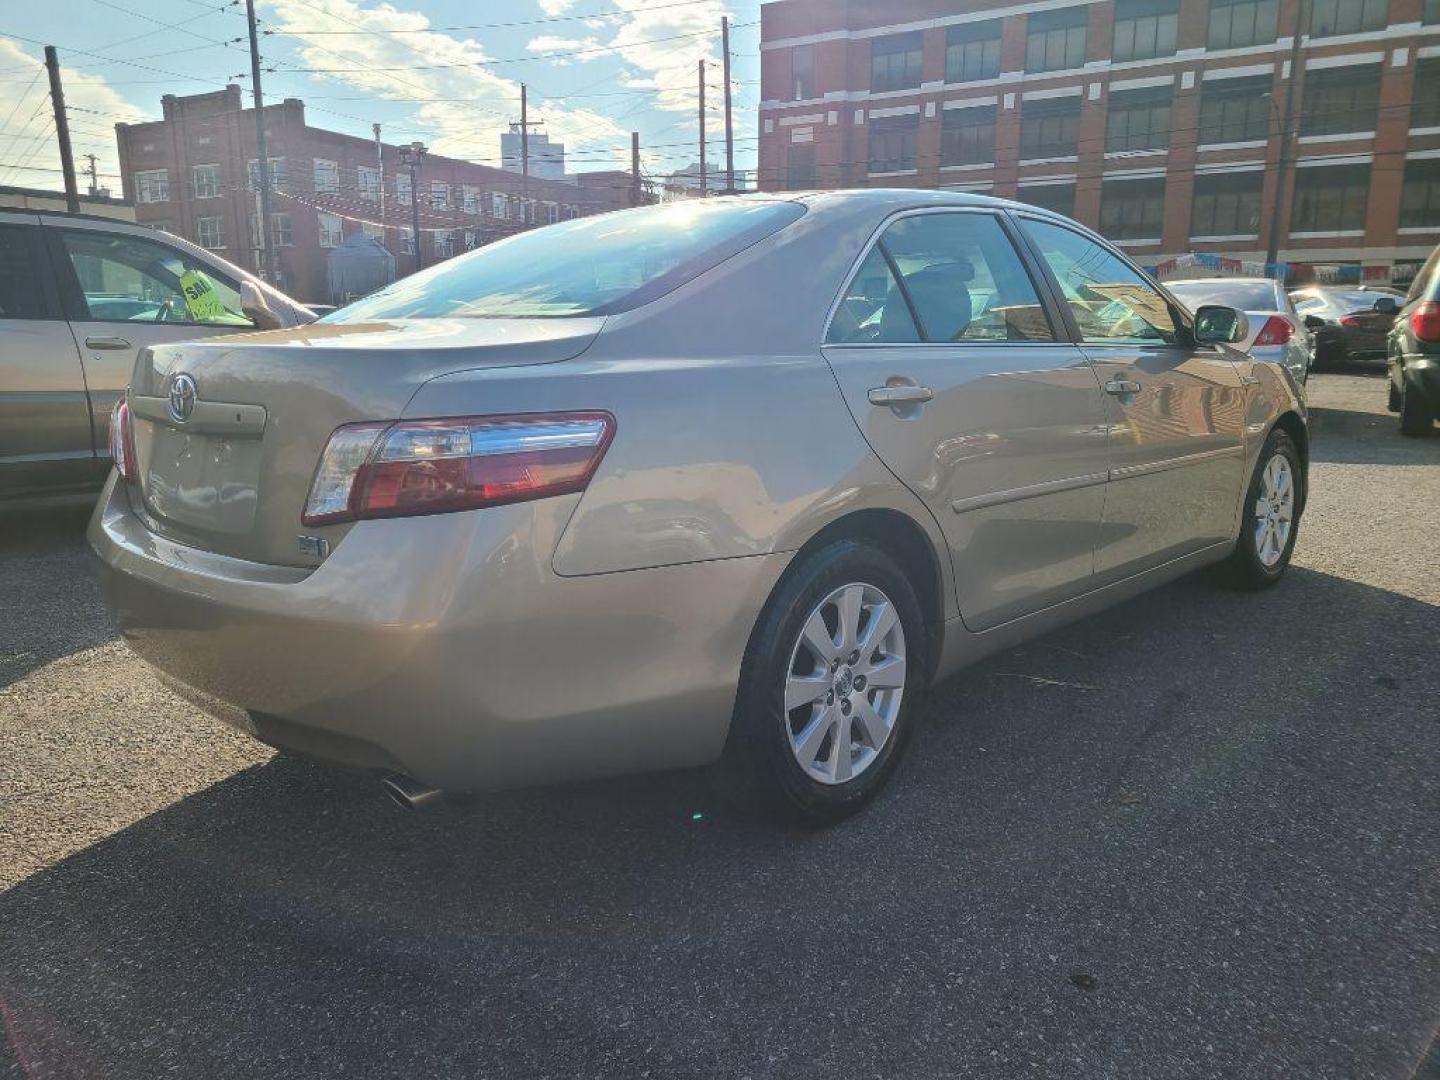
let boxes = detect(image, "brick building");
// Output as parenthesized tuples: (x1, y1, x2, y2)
(758, 0, 1440, 280)
(115, 87, 636, 303)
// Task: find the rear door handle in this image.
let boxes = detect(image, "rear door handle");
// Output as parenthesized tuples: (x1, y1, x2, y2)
(868, 384, 934, 406)
(85, 336, 131, 350)
(1104, 379, 1142, 397)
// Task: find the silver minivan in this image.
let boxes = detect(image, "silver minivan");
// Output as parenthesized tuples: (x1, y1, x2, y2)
(0, 210, 311, 501)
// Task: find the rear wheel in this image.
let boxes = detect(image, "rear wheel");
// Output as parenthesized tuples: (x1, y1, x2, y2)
(1220, 428, 1303, 590)
(720, 540, 926, 825)
(1399, 374, 1434, 436)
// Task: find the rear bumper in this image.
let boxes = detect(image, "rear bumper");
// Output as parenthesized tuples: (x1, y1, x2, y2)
(88, 474, 788, 791)
(1403, 356, 1440, 409)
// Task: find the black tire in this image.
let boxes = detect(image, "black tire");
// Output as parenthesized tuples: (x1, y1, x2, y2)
(1220, 428, 1304, 590)
(1399, 375, 1434, 437)
(1387, 375, 1402, 413)
(718, 539, 928, 826)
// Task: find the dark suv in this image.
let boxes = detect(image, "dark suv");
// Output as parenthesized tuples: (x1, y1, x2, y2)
(1387, 246, 1440, 436)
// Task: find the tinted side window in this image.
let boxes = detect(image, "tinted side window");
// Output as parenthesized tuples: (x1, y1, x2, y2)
(1020, 218, 1180, 344)
(828, 247, 919, 345)
(57, 231, 251, 326)
(0, 225, 49, 319)
(829, 214, 1055, 345)
(882, 214, 1055, 342)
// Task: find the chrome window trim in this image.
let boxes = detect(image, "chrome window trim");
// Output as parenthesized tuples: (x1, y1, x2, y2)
(820, 204, 1064, 349)
(1109, 444, 1244, 480)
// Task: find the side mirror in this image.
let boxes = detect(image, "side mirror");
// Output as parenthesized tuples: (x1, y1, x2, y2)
(1193, 304, 1249, 345)
(240, 279, 283, 331)
(1373, 296, 1399, 315)
(1303, 313, 1325, 330)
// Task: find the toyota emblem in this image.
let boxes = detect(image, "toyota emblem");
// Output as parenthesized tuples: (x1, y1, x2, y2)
(168, 373, 197, 424)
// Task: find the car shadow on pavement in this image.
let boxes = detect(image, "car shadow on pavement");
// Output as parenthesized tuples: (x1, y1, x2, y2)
(3, 564, 1438, 1079)
(0, 500, 116, 689)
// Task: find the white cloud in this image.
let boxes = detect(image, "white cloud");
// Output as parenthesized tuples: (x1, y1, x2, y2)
(525, 35, 604, 62)
(536, 0, 576, 14)
(259, 0, 631, 167)
(0, 38, 147, 193)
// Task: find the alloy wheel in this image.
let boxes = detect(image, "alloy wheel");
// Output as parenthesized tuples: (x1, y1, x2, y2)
(783, 582, 906, 785)
(1253, 452, 1294, 568)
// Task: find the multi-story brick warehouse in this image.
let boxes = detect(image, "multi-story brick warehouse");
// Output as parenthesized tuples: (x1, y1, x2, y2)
(115, 87, 637, 303)
(758, 0, 1440, 280)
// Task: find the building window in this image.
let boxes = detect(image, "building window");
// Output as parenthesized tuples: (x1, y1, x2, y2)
(1112, 0, 1177, 62)
(357, 165, 381, 202)
(361, 221, 385, 244)
(1415, 58, 1440, 128)
(135, 169, 168, 203)
(313, 158, 339, 194)
(491, 191, 509, 219)
(395, 173, 412, 205)
(463, 229, 478, 250)
(434, 230, 454, 257)
(1197, 75, 1272, 144)
(945, 21, 1001, 84)
(1025, 8, 1087, 74)
(246, 157, 287, 191)
(461, 185, 480, 214)
(1301, 66, 1380, 136)
(1106, 86, 1172, 152)
(1019, 96, 1081, 159)
(1291, 164, 1370, 232)
(400, 227, 414, 254)
(1099, 176, 1165, 240)
(1401, 159, 1440, 228)
(1208, 0, 1278, 49)
(430, 181, 450, 210)
(1427, 0, 1440, 24)
(941, 104, 996, 166)
(1191, 171, 1263, 236)
(871, 32, 923, 93)
(868, 114, 919, 172)
(1309, 0, 1387, 37)
(318, 211, 343, 248)
(545, 202, 559, 224)
(785, 144, 816, 188)
(1017, 184, 1075, 218)
(196, 215, 224, 250)
(192, 164, 219, 199)
(791, 43, 815, 100)
(252, 212, 293, 249)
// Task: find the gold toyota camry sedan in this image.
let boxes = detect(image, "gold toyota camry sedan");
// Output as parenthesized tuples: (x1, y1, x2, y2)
(91, 191, 1307, 823)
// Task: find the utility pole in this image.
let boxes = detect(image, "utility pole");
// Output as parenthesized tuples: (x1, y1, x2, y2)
(1266, 0, 1307, 272)
(401, 141, 426, 274)
(698, 59, 706, 198)
(520, 83, 529, 227)
(83, 152, 100, 197)
(373, 122, 384, 243)
(630, 131, 641, 207)
(43, 47, 79, 213)
(243, 0, 275, 283)
(722, 17, 734, 194)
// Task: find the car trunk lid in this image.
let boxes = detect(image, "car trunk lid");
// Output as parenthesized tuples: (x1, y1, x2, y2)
(127, 317, 603, 566)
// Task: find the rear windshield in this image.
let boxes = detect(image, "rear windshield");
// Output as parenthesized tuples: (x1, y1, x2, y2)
(1166, 280, 1277, 311)
(327, 200, 805, 320)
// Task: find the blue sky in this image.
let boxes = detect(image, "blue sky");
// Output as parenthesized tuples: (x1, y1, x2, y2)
(0, 0, 762, 193)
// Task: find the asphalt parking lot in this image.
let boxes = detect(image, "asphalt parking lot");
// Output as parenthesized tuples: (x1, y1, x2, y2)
(2, 368, 1437, 1079)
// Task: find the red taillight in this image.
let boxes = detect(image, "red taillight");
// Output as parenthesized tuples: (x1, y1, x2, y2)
(302, 412, 615, 526)
(1412, 301, 1440, 343)
(1253, 315, 1293, 347)
(1339, 315, 1364, 329)
(109, 396, 138, 484)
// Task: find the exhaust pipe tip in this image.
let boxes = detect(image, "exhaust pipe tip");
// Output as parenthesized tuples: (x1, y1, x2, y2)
(381, 773, 444, 810)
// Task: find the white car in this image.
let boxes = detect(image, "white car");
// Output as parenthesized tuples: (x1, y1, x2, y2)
(1166, 277, 1311, 385)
